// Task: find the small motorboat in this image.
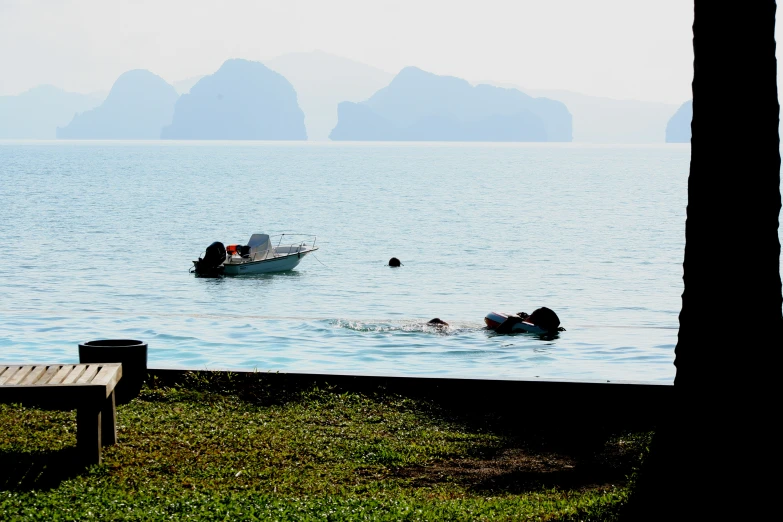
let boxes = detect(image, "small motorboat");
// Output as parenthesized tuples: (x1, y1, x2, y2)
(484, 311, 549, 334)
(192, 233, 318, 276)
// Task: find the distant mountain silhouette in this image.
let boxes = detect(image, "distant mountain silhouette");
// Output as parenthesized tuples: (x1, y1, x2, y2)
(665, 100, 692, 143)
(161, 59, 306, 140)
(524, 88, 679, 144)
(329, 67, 571, 142)
(57, 70, 178, 139)
(264, 51, 394, 141)
(0, 86, 103, 139)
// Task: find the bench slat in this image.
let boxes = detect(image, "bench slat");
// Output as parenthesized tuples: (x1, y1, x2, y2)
(36, 365, 62, 385)
(0, 366, 22, 385)
(49, 364, 75, 385)
(20, 365, 47, 385)
(92, 364, 122, 392)
(0, 366, 9, 381)
(76, 364, 101, 385)
(61, 365, 86, 384)
(6, 366, 34, 385)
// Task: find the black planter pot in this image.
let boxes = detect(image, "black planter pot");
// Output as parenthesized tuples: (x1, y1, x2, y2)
(78, 339, 148, 405)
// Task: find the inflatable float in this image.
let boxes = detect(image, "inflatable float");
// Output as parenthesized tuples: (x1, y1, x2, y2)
(484, 311, 549, 334)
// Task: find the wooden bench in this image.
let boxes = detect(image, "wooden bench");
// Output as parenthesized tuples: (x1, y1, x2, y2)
(0, 363, 122, 465)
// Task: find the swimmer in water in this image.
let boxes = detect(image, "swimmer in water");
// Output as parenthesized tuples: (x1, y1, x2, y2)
(495, 307, 565, 334)
(426, 318, 449, 329)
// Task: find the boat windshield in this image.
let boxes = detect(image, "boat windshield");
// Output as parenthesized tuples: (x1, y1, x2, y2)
(247, 234, 272, 259)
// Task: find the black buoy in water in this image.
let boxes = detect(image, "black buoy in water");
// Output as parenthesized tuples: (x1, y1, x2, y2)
(388, 257, 401, 267)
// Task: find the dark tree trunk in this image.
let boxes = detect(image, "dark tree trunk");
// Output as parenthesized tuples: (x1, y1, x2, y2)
(625, 2, 782, 520)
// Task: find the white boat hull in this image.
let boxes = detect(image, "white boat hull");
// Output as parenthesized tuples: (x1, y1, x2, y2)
(222, 251, 313, 275)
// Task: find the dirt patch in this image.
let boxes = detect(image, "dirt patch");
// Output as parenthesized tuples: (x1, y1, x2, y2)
(393, 439, 642, 494)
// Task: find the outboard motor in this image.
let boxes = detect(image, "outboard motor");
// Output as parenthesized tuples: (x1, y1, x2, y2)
(193, 241, 226, 275)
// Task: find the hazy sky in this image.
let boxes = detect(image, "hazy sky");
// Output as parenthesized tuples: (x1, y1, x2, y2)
(0, 0, 708, 103)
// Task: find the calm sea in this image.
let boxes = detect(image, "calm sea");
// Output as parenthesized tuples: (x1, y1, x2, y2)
(0, 141, 712, 383)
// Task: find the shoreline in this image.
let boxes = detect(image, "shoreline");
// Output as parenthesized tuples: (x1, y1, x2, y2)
(147, 365, 675, 386)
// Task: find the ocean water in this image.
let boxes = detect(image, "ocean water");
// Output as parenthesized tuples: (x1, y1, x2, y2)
(0, 141, 704, 383)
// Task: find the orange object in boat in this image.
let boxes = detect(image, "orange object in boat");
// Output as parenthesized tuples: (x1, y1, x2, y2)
(226, 244, 239, 255)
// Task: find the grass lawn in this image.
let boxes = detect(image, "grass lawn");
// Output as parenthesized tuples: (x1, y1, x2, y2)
(0, 371, 652, 521)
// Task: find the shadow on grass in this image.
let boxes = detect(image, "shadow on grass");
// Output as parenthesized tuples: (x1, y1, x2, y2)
(144, 369, 315, 408)
(145, 367, 660, 439)
(0, 448, 86, 492)
(145, 369, 668, 428)
(469, 467, 622, 494)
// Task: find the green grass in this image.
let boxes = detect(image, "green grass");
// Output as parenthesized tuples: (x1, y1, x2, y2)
(0, 371, 651, 521)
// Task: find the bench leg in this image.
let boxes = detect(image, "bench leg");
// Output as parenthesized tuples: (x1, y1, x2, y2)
(76, 405, 102, 465)
(101, 391, 117, 446)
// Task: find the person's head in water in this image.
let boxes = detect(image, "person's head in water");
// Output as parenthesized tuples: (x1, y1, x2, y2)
(427, 317, 449, 328)
(527, 307, 561, 333)
(388, 257, 401, 267)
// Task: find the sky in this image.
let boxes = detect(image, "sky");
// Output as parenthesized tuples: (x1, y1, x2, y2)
(0, 0, 704, 103)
